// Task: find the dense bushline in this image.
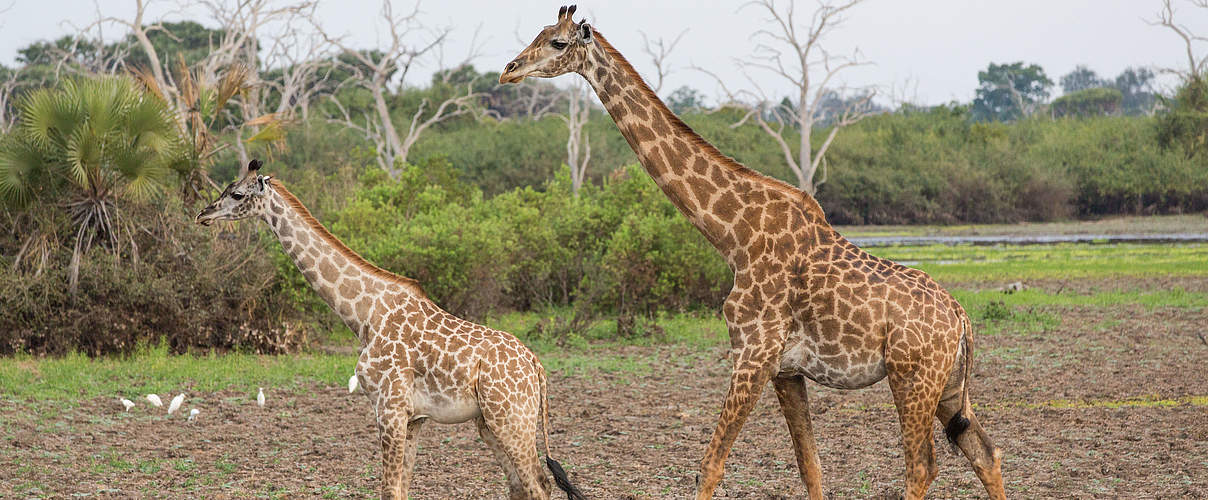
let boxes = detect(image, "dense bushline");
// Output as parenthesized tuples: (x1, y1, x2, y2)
(816, 107, 1208, 223)
(290, 161, 732, 323)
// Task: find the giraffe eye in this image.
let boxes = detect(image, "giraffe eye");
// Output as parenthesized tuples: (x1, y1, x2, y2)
(231, 192, 245, 201)
(550, 40, 568, 50)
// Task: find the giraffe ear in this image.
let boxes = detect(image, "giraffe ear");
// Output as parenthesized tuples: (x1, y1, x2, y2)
(578, 21, 592, 44)
(256, 175, 267, 192)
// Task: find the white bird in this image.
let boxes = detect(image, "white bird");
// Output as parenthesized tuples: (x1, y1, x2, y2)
(120, 398, 135, 411)
(145, 394, 163, 407)
(257, 387, 265, 408)
(348, 374, 359, 393)
(167, 393, 185, 415)
(187, 408, 200, 422)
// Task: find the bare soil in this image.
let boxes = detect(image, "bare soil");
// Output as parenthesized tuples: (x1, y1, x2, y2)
(3, 308, 1207, 499)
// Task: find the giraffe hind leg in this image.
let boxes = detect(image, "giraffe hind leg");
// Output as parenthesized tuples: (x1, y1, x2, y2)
(772, 375, 825, 500)
(476, 417, 527, 499)
(937, 374, 1006, 500)
(886, 364, 946, 500)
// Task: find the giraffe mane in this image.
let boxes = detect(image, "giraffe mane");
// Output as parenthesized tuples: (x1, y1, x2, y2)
(268, 178, 429, 299)
(590, 30, 828, 219)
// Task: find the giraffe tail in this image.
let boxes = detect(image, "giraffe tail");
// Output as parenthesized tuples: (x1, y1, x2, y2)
(538, 365, 587, 500)
(944, 315, 974, 448)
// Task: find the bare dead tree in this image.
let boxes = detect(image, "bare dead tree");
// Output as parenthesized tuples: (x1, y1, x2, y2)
(84, 0, 311, 173)
(262, 29, 334, 123)
(0, 1, 20, 132)
(638, 29, 687, 95)
(313, 0, 482, 178)
(193, 0, 318, 168)
(1150, 0, 1208, 80)
(695, 0, 877, 195)
(0, 67, 19, 134)
(560, 84, 593, 195)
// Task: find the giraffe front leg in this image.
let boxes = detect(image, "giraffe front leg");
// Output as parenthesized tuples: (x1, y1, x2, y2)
(696, 348, 780, 500)
(377, 416, 414, 500)
(773, 375, 824, 499)
(373, 385, 416, 500)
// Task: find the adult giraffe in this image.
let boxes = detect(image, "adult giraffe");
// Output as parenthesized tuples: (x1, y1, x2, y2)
(501, 6, 1005, 500)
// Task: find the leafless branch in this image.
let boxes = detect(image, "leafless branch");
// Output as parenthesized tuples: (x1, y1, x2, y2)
(695, 0, 876, 194)
(311, 0, 481, 177)
(555, 83, 593, 195)
(0, 66, 20, 134)
(638, 29, 687, 94)
(1149, 0, 1208, 79)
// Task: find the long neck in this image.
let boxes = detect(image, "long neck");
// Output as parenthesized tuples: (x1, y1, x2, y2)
(261, 180, 426, 344)
(578, 32, 831, 255)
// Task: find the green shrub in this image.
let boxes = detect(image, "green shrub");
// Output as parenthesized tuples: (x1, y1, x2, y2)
(1052, 87, 1123, 118)
(0, 198, 306, 356)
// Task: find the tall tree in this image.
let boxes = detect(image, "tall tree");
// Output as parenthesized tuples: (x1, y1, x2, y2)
(1060, 65, 1107, 93)
(314, 0, 482, 178)
(1149, 0, 1208, 80)
(696, 0, 878, 195)
(667, 85, 705, 114)
(972, 62, 1053, 121)
(561, 84, 592, 195)
(1114, 67, 1158, 115)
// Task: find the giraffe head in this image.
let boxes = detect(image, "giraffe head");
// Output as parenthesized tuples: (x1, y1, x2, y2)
(499, 5, 594, 84)
(195, 159, 271, 226)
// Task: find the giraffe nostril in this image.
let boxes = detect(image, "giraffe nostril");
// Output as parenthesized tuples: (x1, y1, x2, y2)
(505, 61, 518, 73)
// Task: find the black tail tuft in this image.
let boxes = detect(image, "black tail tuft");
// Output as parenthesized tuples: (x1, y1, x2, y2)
(945, 408, 971, 447)
(546, 457, 587, 500)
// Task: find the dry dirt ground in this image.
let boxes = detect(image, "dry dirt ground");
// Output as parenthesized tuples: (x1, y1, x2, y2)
(3, 304, 1207, 498)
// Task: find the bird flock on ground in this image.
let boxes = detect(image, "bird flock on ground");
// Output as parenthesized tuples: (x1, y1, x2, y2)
(117, 373, 360, 419)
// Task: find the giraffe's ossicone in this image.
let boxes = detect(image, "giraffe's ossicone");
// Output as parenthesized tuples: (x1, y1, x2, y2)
(503, 5, 1006, 500)
(197, 160, 586, 500)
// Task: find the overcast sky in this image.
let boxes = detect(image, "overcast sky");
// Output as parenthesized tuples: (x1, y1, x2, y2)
(1, 0, 1206, 106)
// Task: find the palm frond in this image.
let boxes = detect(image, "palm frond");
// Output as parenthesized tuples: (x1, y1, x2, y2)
(216, 64, 250, 111)
(19, 87, 78, 152)
(125, 94, 179, 154)
(129, 65, 167, 103)
(246, 121, 286, 144)
(113, 148, 167, 202)
(64, 124, 101, 189)
(0, 137, 48, 206)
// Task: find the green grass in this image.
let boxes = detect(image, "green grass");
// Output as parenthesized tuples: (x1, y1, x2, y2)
(0, 342, 352, 402)
(954, 287, 1208, 311)
(865, 242, 1208, 282)
(838, 214, 1208, 238)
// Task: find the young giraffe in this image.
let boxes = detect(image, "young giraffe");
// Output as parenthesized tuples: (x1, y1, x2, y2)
(502, 6, 1005, 500)
(196, 160, 585, 500)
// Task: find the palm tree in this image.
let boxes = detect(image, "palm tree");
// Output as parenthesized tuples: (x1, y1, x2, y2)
(0, 75, 185, 290)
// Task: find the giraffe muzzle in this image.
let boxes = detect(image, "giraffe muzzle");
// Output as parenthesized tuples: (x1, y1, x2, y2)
(499, 60, 526, 84)
(195, 206, 216, 226)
